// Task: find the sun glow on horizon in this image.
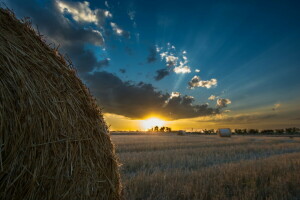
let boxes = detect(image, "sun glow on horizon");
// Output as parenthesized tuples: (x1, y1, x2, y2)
(141, 117, 166, 130)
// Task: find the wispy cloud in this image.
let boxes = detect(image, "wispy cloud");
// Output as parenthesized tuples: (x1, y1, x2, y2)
(272, 103, 281, 111)
(110, 22, 130, 38)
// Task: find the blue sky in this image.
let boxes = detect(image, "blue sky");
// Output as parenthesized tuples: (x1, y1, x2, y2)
(6, 0, 300, 129)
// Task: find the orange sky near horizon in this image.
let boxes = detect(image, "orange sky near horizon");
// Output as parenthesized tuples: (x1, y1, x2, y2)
(103, 99, 300, 131)
(104, 100, 300, 131)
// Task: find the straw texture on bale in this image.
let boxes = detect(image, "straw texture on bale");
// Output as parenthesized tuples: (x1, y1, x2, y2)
(0, 8, 121, 199)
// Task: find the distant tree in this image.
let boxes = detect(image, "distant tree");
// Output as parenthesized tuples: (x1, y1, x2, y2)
(154, 126, 159, 132)
(275, 129, 284, 134)
(165, 127, 172, 132)
(234, 129, 243, 134)
(160, 127, 165, 132)
(260, 129, 274, 134)
(285, 127, 300, 134)
(248, 129, 259, 134)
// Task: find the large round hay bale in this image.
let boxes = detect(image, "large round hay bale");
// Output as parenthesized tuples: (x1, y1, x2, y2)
(0, 8, 120, 199)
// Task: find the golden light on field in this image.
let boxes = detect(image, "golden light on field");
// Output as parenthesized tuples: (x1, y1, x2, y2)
(141, 117, 166, 130)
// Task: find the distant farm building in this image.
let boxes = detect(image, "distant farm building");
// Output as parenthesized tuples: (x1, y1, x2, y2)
(217, 128, 232, 137)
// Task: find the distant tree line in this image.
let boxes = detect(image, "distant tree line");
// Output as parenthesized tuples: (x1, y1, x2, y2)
(234, 127, 300, 135)
(148, 126, 172, 132)
(147, 126, 300, 135)
(196, 127, 300, 135)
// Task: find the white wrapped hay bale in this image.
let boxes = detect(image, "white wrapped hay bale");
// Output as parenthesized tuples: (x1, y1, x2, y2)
(217, 128, 232, 137)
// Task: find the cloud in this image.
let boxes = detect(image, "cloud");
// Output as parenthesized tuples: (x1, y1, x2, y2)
(147, 47, 158, 63)
(216, 98, 232, 108)
(57, 0, 111, 25)
(158, 43, 191, 73)
(188, 76, 217, 89)
(170, 92, 180, 98)
(272, 103, 281, 111)
(154, 68, 170, 81)
(164, 55, 178, 67)
(195, 69, 200, 73)
(119, 69, 126, 74)
(164, 91, 181, 105)
(110, 22, 130, 38)
(174, 66, 191, 74)
(86, 71, 219, 120)
(208, 95, 217, 100)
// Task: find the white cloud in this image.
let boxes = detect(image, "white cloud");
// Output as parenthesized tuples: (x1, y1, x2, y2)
(165, 55, 178, 67)
(170, 92, 180, 98)
(110, 22, 123, 35)
(57, 1, 97, 23)
(174, 66, 191, 74)
(157, 44, 192, 75)
(165, 55, 178, 63)
(208, 95, 216, 100)
(195, 69, 200, 73)
(188, 76, 217, 89)
(57, 0, 112, 25)
(104, 10, 112, 18)
(217, 98, 232, 107)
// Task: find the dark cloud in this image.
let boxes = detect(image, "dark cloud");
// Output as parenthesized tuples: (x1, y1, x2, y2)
(86, 71, 219, 120)
(154, 68, 170, 81)
(119, 68, 126, 73)
(147, 47, 157, 63)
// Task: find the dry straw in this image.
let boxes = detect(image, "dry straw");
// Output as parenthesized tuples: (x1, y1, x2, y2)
(0, 8, 121, 199)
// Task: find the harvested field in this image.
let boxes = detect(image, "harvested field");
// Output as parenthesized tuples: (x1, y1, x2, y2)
(112, 134, 300, 200)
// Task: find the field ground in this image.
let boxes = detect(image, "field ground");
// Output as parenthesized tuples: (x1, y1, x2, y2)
(111, 134, 300, 200)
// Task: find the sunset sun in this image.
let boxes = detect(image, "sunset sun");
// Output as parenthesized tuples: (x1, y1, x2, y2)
(141, 117, 166, 130)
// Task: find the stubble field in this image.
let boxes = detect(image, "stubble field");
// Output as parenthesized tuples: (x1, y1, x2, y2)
(111, 134, 300, 200)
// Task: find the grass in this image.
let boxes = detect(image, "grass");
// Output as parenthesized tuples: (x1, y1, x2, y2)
(111, 134, 300, 200)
